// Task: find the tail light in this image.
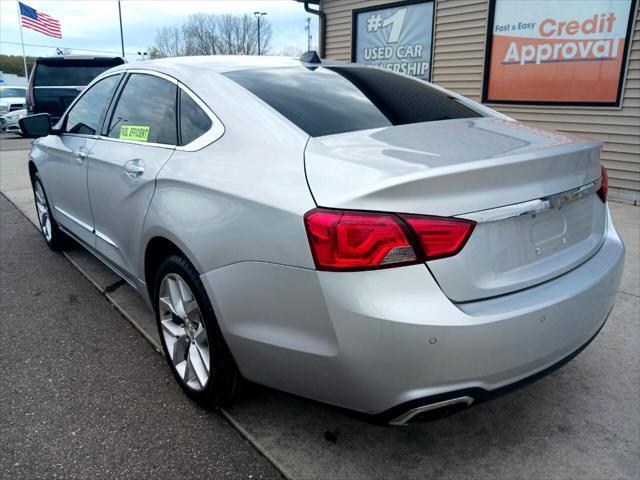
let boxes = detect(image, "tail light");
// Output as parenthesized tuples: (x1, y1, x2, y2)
(400, 215, 475, 260)
(304, 208, 475, 271)
(597, 165, 608, 203)
(304, 210, 417, 270)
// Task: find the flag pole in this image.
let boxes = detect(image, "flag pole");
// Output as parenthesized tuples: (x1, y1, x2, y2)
(16, 1, 29, 79)
(117, 0, 125, 58)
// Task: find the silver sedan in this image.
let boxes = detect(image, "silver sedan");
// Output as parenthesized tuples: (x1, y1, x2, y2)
(20, 55, 624, 425)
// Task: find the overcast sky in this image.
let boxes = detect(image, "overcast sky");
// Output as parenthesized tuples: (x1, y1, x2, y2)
(0, 0, 318, 60)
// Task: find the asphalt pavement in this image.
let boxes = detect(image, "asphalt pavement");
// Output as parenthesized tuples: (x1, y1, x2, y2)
(0, 132, 32, 151)
(0, 194, 282, 479)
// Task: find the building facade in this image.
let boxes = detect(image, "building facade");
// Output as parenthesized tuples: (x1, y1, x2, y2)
(313, 0, 640, 203)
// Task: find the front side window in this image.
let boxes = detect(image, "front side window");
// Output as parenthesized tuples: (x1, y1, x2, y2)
(179, 90, 212, 145)
(224, 66, 481, 137)
(64, 74, 122, 135)
(107, 74, 177, 145)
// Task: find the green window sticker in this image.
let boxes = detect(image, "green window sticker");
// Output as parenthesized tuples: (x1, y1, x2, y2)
(119, 125, 150, 142)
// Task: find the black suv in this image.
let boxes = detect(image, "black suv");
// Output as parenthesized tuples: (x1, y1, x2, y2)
(27, 55, 124, 122)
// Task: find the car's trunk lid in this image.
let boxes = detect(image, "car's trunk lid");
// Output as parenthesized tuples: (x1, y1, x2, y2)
(304, 117, 606, 301)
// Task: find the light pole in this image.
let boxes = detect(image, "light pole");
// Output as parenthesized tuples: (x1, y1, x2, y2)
(253, 11, 267, 55)
(118, 0, 125, 58)
(305, 17, 312, 52)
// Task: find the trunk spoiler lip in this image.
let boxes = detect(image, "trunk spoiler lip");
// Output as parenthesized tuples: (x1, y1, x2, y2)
(457, 178, 602, 224)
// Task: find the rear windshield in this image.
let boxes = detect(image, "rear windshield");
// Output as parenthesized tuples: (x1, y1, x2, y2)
(224, 66, 481, 137)
(34, 59, 124, 87)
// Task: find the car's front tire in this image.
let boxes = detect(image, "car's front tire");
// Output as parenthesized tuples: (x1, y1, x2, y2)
(31, 172, 67, 250)
(154, 254, 240, 408)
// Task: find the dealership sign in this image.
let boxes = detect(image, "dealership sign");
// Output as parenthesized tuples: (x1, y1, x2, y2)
(484, 0, 635, 105)
(352, 0, 434, 80)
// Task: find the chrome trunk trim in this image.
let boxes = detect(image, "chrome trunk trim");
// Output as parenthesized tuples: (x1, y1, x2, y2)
(457, 178, 602, 223)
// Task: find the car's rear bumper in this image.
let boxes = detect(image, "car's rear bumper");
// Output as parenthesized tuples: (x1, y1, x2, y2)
(201, 208, 624, 417)
(378, 309, 611, 425)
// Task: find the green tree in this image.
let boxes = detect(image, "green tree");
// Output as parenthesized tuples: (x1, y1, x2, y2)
(0, 54, 37, 77)
(147, 47, 163, 59)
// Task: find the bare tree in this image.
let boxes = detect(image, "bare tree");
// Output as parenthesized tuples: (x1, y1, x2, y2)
(278, 45, 305, 57)
(153, 13, 273, 57)
(182, 13, 220, 55)
(154, 25, 183, 57)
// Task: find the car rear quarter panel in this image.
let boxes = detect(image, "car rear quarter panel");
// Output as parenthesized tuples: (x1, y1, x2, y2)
(141, 74, 316, 281)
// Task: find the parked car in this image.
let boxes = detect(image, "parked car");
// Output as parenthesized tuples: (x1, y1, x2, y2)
(0, 86, 27, 116)
(0, 108, 27, 134)
(20, 55, 624, 425)
(27, 55, 124, 122)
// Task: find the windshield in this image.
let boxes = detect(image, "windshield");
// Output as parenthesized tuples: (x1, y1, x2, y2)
(0, 88, 26, 98)
(224, 66, 481, 137)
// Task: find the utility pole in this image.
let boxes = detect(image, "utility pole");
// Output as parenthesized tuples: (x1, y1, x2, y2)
(118, 0, 125, 58)
(305, 17, 312, 52)
(253, 11, 267, 55)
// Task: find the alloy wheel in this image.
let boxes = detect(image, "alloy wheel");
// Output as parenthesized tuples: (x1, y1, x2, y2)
(158, 273, 211, 391)
(34, 180, 52, 242)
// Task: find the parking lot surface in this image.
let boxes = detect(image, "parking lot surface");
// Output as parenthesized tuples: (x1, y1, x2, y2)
(0, 132, 32, 151)
(0, 195, 282, 479)
(1, 145, 639, 479)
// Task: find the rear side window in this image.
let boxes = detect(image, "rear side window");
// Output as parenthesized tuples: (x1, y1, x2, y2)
(34, 59, 124, 86)
(65, 74, 121, 135)
(107, 74, 177, 145)
(224, 66, 481, 137)
(179, 91, 212, 145)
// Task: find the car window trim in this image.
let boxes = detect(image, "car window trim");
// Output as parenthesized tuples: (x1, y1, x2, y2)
(59, 71, 125, 139)
(53, 67, 223, 149)
(92, 68, 224, 151)
(102, 70, 179, 150)
(101, 71, 131, 138)
(176, 81, 224, 152)
(97, 72, 127, 137)
(176, 88, 183, 146)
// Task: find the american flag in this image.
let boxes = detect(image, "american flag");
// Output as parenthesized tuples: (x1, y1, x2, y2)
(19, 2, 62, 39)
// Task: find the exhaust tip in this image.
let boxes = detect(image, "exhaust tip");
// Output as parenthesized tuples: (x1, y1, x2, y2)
(389, 396, 474, 426)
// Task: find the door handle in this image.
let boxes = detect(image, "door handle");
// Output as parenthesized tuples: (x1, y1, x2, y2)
(73, 150, 88, 162)
(123, 159, 145, 177)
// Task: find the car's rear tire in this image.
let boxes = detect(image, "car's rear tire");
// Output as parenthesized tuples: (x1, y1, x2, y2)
(154, 254, 240, 408)
(31, 172, 67, 250)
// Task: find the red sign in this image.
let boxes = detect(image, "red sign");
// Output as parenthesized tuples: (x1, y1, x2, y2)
(484, 1, 635, 105)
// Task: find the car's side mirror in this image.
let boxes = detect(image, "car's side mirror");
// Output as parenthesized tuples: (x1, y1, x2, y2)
(19, 113, 53, 138)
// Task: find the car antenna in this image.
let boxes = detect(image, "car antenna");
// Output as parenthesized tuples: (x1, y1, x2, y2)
(299, 50, 321, 64)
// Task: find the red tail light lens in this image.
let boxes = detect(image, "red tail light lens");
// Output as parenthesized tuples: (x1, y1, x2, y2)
(304, 209, 417, 271)
(597, 165, 608, 203)
(400, 215, 475, 260)
(304, 208, 475, 271)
